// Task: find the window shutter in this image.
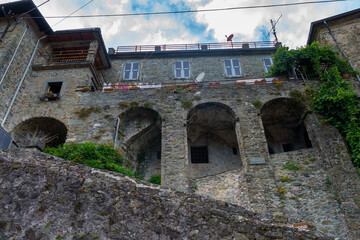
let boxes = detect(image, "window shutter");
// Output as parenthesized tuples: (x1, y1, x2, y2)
(132, 62, 139, 79)
(124, 63, 131, 79)
(224, 60, 232, 76)
(232, 59, 241, 76)
(175, 61, 182, 78)
(183, 61, 190, 78)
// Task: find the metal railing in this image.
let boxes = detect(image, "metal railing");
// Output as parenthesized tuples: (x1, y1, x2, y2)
(115, 41, 277, 53)
(46, 49, 96, 63)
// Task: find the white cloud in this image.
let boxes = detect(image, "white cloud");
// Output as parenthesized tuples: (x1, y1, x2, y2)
(24, 0, 360, 49)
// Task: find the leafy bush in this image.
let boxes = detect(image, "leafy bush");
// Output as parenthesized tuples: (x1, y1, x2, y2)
(44, 142, 139, 178)
(148, 174, 161, 185)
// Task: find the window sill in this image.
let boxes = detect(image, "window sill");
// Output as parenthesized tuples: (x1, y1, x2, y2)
(39, 94, 61, 101)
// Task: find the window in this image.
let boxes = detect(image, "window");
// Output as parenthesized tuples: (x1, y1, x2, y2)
(42, 82, 62, 101)
(224, 59, 241, 77)
(174, 61, 190, 78)
(191, 146, 209, 163)
(232, 147, 238, 155)
(47, 82, 62, 95)
(263, 58, 273, 73)
(123, 62, 139, 80)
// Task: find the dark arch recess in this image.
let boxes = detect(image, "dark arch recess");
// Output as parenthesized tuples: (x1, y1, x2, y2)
(12, 117, 68, 150)
(261, 98, 312, 154)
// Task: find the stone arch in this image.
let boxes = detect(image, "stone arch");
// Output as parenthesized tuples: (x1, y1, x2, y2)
(261, 98, 312, 154)
(12, 117, 68, 150)
(187, 102, 241, 179)
(118, 107, 161, 180)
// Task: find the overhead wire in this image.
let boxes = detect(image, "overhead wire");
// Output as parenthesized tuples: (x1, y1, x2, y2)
(22, 0, 348, 19)
(51, 0, 94, 27)
(17, 0, 51, 19)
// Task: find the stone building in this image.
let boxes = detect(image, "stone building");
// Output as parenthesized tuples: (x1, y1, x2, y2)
(0, 1, 359, 239)
(307, 8, 360, 76)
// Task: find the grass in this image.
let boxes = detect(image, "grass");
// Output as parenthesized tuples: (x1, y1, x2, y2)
(75, 106, 101, 119)
(252, 99, 263, 109)
(283, 161, 301, 172)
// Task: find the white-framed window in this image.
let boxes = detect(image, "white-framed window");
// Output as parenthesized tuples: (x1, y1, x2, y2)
(263, 58, 273, 73)
(224, 59, 241, 77)
(174, 61, 190, 78)
(123, 62, 139, 80)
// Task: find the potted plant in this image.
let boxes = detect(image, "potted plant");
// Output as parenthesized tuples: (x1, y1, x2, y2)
(82, 86, 91, 92)
(45, 91, 53, 97)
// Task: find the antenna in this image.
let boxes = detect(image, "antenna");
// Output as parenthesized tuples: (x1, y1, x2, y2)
(266, 14, 282, 43)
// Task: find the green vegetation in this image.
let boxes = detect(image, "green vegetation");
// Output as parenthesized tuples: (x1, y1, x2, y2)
(44, 142, 139, 178)
(75, 106, 101, 119)
(283, 161, 301, 172)
(252, 99, 263, 109)
(277, 187, 287, 199)
(181, 99, 193, 109)
(280, 176, 293, 183)
(268, 42, 360, 167)
(325, 177, 332, 186)
(149, 174, 161, 185)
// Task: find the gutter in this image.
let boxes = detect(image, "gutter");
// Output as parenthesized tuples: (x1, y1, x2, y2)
(1, 35, 47, 128)
(323, 20, 360, 82)
(0, 22, 29, 86)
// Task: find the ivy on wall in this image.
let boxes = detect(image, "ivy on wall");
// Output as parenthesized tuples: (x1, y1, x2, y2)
(268, 42, 360, 167)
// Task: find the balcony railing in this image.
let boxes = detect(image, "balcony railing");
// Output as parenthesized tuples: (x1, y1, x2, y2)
(46, 49, 96, 63)
(114, 41, 277, 53)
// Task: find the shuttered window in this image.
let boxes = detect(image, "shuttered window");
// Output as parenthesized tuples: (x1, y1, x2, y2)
(263, 58, 273, 73)
(124, 62, 140, 80)
(224, 59, 241, 77)
(174, 61, 190, 78)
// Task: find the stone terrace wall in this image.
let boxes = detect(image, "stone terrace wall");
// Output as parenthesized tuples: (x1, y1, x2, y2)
(0, 149, 326, 240)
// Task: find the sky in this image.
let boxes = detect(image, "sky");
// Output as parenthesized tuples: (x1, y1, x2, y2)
(3, 0, 360, 49)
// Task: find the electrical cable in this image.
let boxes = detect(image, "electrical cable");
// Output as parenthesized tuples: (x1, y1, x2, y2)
(17, 0, 51, 19)
(22, 0, 348, 19)
(51, 0, 94, 27)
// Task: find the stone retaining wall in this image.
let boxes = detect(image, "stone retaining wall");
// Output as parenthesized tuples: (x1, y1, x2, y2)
(0, 149, 326, 240)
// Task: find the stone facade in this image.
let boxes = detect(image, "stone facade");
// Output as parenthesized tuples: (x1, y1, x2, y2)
(1, 2, 360, 239)
(307, 9, 360, 72)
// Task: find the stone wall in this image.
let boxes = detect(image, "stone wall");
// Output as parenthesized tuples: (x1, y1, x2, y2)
(313, 16, 360, 72)
(105, 53, 272, 84)
(0, 149, 326, 240)
(0, 20, 40, 124)
(5, 81, 360, 238)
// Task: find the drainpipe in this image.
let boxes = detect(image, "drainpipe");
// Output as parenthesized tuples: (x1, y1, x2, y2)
(0, 7, 11, 42)
(323, 21, 360, 82)
(114, 117, 120, 149)
(0, 23, 29, 86)
(1, 35, 47, 128)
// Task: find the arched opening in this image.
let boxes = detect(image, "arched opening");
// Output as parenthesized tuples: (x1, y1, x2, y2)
(187, 102, 241, 179)
(118, 107, 161, 180)
(261, 98, 312, 154)
(12, 117, 67, 151)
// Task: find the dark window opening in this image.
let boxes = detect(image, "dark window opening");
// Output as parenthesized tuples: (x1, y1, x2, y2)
(268, 145, 275, 154)
(157, 151, 161, 159)
(282, 143, 294, 152)
(47, 82, 63, 94)
(191, 146, 209, 163)
(232, 147, 237, 155)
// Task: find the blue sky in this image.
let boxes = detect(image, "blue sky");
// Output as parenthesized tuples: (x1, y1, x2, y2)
(10, 0, 360, 49)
